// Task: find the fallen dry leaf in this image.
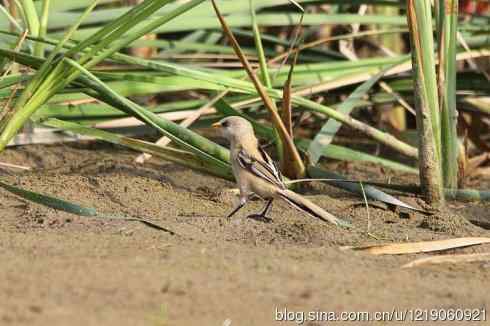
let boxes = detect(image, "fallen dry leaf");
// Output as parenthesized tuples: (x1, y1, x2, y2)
(341, 237, 490, 255)
(402, 252, 490, 268)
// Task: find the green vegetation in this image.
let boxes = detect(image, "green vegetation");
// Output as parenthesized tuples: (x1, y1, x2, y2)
(1, 0, 489, 213)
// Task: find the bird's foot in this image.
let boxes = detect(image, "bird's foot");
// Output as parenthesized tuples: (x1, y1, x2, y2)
(246, 214, 273, 223)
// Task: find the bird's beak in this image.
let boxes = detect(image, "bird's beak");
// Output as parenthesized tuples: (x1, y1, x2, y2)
(211, 122, 221, 128)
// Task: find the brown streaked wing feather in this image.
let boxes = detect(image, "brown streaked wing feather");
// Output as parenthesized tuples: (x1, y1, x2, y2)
(237, 149, 284, 189)
(258, 146, 283, 185)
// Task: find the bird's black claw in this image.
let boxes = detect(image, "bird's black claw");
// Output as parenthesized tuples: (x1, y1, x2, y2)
(246, 214, 273, 223)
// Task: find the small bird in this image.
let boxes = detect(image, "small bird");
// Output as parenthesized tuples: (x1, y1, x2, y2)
(212, 116, 351, 227)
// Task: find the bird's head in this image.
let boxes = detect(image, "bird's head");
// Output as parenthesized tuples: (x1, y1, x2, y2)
(212, 116, 255, 142)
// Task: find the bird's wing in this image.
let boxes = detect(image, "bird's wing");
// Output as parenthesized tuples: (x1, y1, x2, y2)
(258, 146, 283, 183)
(236, 147, 285, 189)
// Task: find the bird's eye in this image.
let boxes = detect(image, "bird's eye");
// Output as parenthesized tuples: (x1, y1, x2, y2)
(222, 120, 230, 127)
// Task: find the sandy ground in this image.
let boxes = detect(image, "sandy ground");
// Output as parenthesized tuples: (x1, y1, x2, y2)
(1, 142, 489, 326)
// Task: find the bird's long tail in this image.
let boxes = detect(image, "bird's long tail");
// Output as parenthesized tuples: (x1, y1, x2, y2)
(277, 189, 351, 228)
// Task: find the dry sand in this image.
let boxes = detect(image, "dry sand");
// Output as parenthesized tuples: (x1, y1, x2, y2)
(1, 143, 489, 325)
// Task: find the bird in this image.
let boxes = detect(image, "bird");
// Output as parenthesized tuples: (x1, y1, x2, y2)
(212, 116, 351, 228)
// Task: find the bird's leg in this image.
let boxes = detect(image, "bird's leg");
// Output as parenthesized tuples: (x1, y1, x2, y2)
(247, 199, 273, 223)
(226, 196, 247, 218)
(260, 199, 273, 216)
